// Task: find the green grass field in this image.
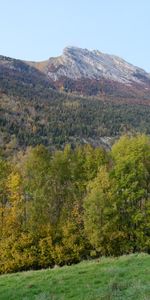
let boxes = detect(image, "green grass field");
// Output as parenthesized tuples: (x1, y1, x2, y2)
(0, 253, 149, 300)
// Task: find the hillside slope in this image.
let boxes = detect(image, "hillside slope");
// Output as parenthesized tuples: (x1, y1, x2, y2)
(1, 47, 150, 99)
(28, 46, 150, 97)
(1, 49, 150, 151)
(29, 46, 150, 83)
(0, 254, 149, 300)
(1, 90, 150, 152)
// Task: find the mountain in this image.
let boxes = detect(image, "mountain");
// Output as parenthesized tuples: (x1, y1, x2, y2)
(1, 47, 150, 98)
(1, 47, 150, 152)
(29, 46, 150, 84)
(27, 46, 150, 97)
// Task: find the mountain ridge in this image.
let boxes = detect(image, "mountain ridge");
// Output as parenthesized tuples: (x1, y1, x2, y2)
(27, 46, 150, 84)
(1, 47, 150, 151)
(1, 47, 150, 98)
(24, 46, 150, 97)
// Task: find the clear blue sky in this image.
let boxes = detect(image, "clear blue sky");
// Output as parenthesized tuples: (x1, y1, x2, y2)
(1, 0, 150, 71)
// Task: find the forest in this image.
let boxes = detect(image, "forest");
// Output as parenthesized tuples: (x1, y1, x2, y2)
(0, 134, 150, 274)
(1, 90, 150, 152)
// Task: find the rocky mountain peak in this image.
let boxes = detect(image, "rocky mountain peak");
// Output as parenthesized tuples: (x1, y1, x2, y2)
(43, 46, 150, 85)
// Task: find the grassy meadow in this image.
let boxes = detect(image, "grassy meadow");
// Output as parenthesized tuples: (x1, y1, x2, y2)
(0, 253, 149, 300)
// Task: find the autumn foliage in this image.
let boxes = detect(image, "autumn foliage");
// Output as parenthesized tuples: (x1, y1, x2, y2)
(0, 135, 150, 273)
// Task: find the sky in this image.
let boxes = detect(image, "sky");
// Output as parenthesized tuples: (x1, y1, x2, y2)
(0, 0, 150, 71)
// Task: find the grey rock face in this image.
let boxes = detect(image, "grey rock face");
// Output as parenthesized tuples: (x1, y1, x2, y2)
(46, 46, 150, 85)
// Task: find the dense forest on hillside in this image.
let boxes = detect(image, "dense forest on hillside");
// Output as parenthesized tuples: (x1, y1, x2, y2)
(1, 90, 150, 152)
(0, 134, 150, 274)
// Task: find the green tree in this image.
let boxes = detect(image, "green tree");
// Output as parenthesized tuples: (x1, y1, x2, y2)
(111, 134, 150, 253)
(84, 166, 115, 255)
(0, 154, 10, 237)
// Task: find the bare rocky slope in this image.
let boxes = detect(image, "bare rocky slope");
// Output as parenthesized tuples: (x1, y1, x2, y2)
(30, 46, 150, 83)
(27, 46, 150, 97)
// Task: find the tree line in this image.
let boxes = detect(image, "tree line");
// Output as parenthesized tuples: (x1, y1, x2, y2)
(0, 134, 150, 274)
